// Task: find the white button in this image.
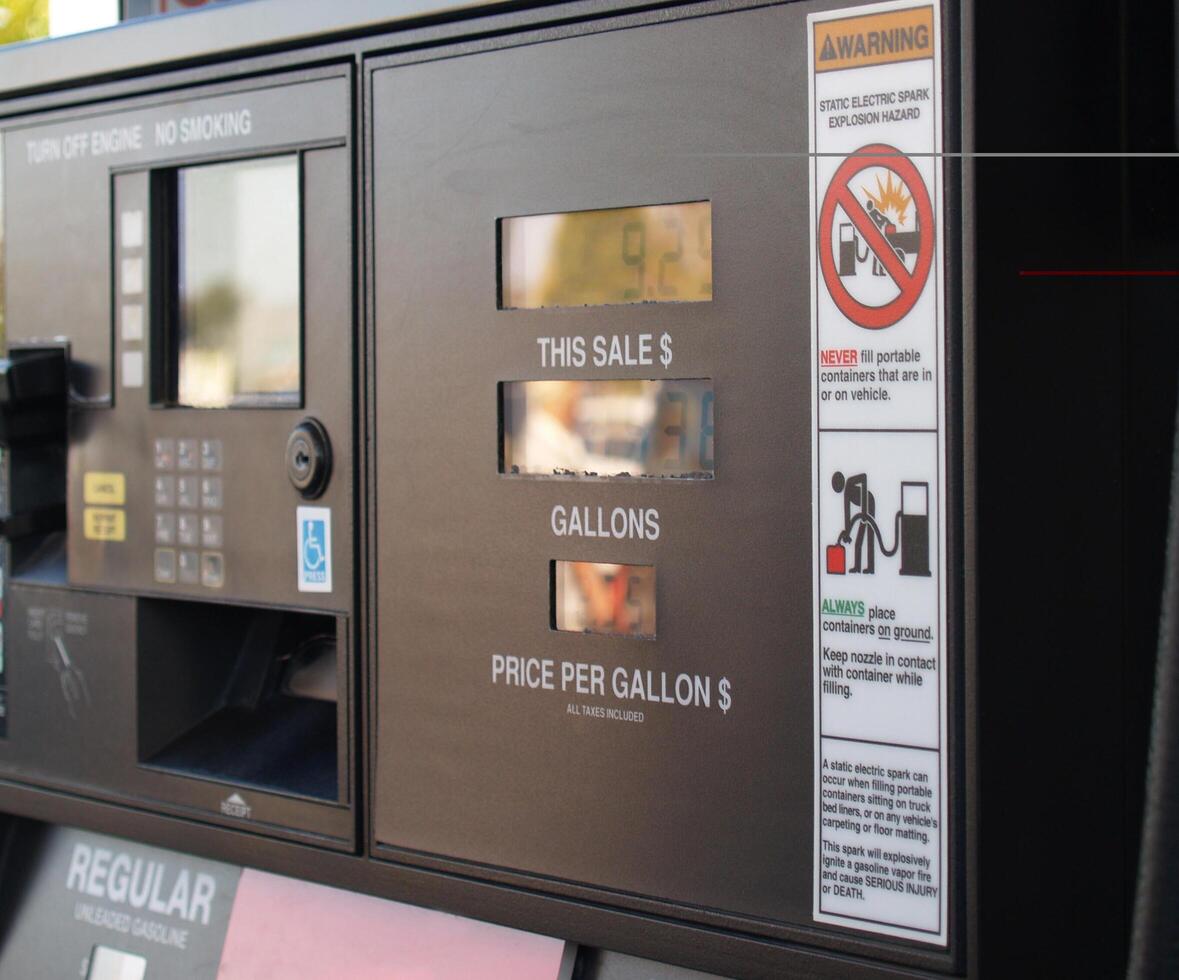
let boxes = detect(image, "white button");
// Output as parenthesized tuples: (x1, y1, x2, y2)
(121, 351, 144, 388)
(121, 209, 145, 249)
(122, 303, 144, 342)
(121, 256, 144, 295)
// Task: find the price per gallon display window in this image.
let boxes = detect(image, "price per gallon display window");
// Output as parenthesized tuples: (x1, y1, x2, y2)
(173, 156, 301, 408)
(500, 202, 712, 309)
(501, 379, 714, 479)
(553, 561, 656, 639)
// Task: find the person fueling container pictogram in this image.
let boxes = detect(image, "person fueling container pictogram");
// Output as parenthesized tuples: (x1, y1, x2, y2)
(832, 471, 876, 573)
(827, 472, 930, 577)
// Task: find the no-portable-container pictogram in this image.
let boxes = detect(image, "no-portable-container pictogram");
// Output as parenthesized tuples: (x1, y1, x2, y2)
(818, 143, 934, 329)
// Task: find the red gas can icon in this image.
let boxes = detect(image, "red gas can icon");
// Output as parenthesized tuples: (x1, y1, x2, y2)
(826, 543, 847, 575)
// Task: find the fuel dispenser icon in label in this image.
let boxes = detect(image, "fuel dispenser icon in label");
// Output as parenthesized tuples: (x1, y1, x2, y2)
(826, 472, 930, 577)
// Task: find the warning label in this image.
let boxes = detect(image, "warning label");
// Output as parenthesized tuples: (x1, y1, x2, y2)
(814, 5, 935, 73)
(809, 1, 947, 946)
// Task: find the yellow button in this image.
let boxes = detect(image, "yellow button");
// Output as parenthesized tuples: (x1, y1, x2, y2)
(84, 507, 126, 542)
(84, 471, 126, 506)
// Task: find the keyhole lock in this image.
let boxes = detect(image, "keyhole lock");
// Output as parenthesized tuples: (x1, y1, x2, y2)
(286, 418, 332, 499)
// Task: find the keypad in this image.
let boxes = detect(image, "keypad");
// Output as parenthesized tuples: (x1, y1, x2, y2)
(154, 436, 225, 588)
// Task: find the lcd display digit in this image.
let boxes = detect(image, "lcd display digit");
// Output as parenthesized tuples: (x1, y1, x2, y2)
(553, 561, 656, 638)
(500, 202, 711, 309)
(174, 156, 301, 408)
(501, 379, 714, 479)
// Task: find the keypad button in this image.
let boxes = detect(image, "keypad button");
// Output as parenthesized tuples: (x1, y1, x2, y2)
(200, 476, 222, 510)
(200, 514, 222, 549)
(177, 476, 198, 510)
(201, 552, 224, 589)
(177, 439, 198, 470)
(154, 548, 176, 584)
(177, 513, 199, 547)
(200, 439, 222, 471)
(178, 550, 200, 585)
(153, 475, 175, 508)
(154, 512, 176, 545)
(154, 439, 176, 471)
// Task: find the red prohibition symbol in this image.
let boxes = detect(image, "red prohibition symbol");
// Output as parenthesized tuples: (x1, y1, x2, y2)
(818, 143, 934, 329)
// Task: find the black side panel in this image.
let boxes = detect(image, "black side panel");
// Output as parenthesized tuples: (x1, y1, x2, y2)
(974, 0, 1178, 975)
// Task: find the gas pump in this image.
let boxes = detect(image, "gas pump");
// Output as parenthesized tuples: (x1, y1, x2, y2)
(0, 0, 1172, 978)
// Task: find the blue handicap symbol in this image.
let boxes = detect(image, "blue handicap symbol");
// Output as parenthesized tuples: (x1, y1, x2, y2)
(301, 519, 327, 578)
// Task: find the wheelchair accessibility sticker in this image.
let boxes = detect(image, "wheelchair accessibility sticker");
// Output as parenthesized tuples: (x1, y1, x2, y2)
(297, 506, 332, 593)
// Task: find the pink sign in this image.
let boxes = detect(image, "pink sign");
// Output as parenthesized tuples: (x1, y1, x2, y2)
(217, 869, 567, 979)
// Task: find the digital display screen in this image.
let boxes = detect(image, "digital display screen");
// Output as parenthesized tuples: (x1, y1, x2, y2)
(501, 379, 714, 479)
(500, 202, 712, 309)
(174, 156, 301, 408)
(553, 561, 656, 638)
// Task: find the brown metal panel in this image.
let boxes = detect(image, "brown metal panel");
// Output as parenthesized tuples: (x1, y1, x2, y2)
(372, 5, 814, 928)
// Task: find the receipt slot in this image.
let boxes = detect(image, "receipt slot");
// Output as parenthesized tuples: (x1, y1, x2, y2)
(0, 69, 357, 847)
